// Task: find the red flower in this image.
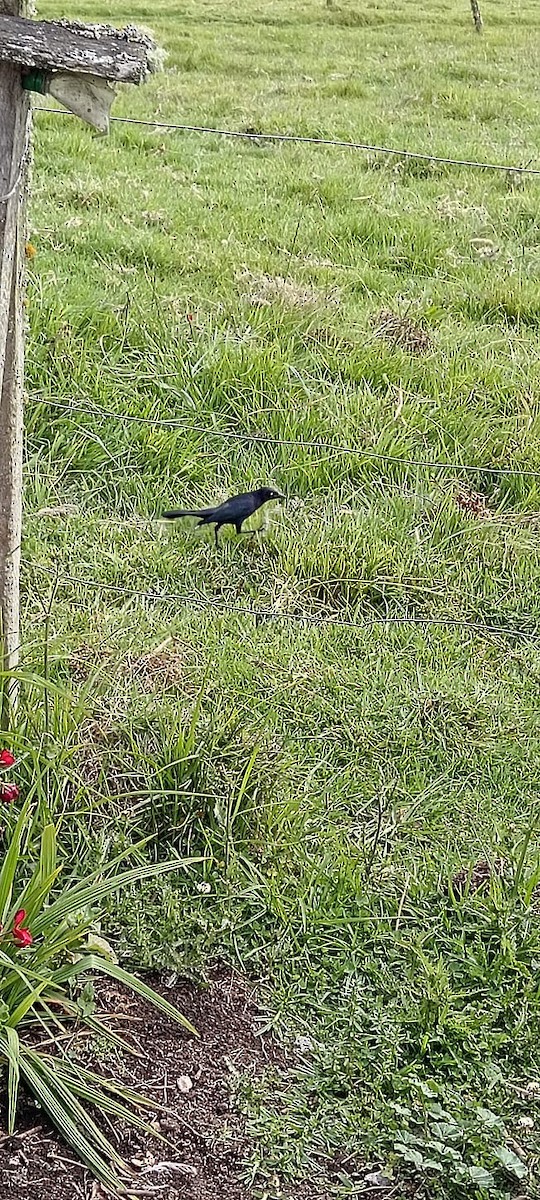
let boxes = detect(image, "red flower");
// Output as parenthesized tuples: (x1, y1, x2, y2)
(0, 750, 15, 767)
(0, 783, 19, 804)
(12, 910, 32, 947)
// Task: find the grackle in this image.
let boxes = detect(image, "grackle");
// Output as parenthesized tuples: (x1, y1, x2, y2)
(162, 486, 285, 547)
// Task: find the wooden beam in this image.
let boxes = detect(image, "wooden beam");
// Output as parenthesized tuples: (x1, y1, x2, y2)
(0, 19, 29, 719)
(0, 15, 155, 83)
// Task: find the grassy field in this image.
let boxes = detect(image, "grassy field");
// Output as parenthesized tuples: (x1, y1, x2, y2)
(17, 0, 540, 1193)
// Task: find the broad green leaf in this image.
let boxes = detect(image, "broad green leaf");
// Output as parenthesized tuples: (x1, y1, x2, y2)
(477, 1106, 505, 1131)
(416, 1080, 438, 1098)
(394, 1143, 424, 1169)
(494, 1145, 528, 1180)
(467, 1165, 496, 1188)
(431, 1121, 461, 1141)
(85, 933, 118, 962)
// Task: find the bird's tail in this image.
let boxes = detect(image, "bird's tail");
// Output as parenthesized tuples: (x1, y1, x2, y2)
(161, 507, 212, 520)
(162, 509, 198, 519)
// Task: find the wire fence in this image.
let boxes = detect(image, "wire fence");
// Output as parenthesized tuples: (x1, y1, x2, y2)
(34, 396, 540, 481)
(31, 567, 537, 642)
(29, 394, 540, 647)
(34, 104, 540, 178)
(28, 104, 540, 647)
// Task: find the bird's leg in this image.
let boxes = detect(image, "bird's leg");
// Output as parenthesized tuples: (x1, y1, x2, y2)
(235, 521, 257, 539)
(214, 524, 220, 548)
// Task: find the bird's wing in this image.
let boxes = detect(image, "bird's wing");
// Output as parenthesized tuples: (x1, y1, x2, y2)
(212, 498, 239, 519)
(214, 493, 258, 520)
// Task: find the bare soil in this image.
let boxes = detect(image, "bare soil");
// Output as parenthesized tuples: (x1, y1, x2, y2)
(0, 966, 311, 1200)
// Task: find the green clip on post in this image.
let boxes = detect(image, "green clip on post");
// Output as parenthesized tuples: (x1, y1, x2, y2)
(22, 69, 115, 133)
(22, 69, 48, 94)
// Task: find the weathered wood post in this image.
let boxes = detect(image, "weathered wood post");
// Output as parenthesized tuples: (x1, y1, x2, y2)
(0, 14, 160, 722)
(470, 0, 483, 32)
(0, 0, 30, 724)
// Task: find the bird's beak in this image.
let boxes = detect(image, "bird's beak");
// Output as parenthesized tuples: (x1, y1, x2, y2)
(275, 492, 286, 502)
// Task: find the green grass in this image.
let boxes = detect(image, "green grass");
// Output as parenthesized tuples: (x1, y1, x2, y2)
(14, 0, 540, 1193)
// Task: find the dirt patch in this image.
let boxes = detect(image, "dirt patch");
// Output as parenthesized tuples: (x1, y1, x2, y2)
(371, 309, 432, 354)
(0, 967, 323, 1200)
(454, 486, 493, 520)
(68, 637, 191, 691)
(239, 270, 339, 311)
(450, 858, 506, 896)
(305, 326, 353, 353)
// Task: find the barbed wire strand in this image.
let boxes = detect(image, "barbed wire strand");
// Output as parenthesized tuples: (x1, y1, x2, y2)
(34, 567, 537, 641)
(33, 105, 540, 177)
(34, 396, 540, 480)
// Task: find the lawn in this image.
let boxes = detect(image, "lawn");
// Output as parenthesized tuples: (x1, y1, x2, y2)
(12, 0, 540, 1193)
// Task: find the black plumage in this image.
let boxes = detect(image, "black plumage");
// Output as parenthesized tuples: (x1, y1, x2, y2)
(162, 486, 284, 547)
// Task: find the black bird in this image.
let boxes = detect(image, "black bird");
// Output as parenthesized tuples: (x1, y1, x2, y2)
(162, 486, 285, 547)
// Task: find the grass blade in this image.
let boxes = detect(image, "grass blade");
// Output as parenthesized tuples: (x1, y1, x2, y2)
(0, 799, 30, 924)
(0, 1027, 20, 1133)
(58, 1057, 157, 1109)
(23, 1049, 131, 1186)
(30, 857, 202, 936)
(7, 979, 51, 1028)
(53, 1061, 164, 1141)
(57, 955, 198, 1034)
(11, 869, 63, 928)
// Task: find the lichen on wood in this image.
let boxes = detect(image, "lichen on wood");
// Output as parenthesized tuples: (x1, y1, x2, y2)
(0, 15, 160, 82)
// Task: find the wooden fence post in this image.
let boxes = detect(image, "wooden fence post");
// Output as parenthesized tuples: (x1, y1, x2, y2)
(0, 14, 160, 723)
(470, 0, 483, 32)
(0, 0, 30, 723)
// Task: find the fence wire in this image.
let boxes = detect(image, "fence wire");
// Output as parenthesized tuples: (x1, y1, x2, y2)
(29, 105, 540, 646)
(34, 397, 540, 480)
(34, 105, 540, 177)
(32, 567, 538, 642)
